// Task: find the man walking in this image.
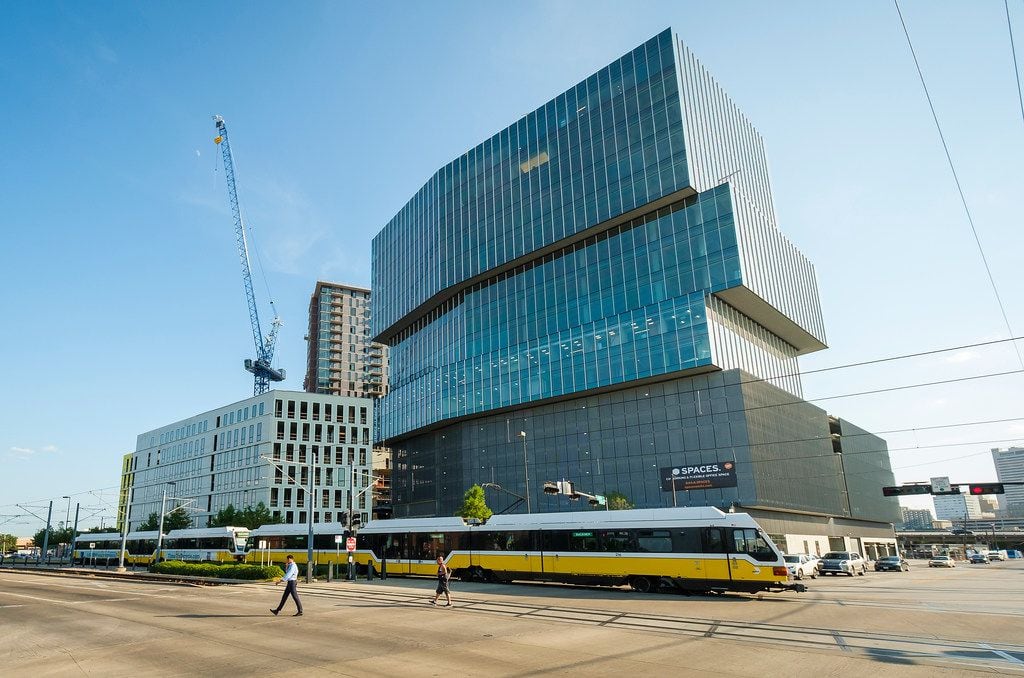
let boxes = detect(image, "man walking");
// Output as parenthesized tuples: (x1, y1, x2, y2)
(431, 555, 452, 607)
(271, 554, 303, 617)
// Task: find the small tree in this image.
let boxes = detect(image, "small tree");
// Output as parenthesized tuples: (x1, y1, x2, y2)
(208, 504, 241, 528)
(0, 533, 17, 553)
(32, 526, 73, 551)
(210, 502, 281, 529)
(606, 491, 634, 511)
(456, 484, 493, 522)
(139, 509, 192, 531)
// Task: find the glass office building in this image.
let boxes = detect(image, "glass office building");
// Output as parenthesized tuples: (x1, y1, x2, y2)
(372, 29, 897, 545)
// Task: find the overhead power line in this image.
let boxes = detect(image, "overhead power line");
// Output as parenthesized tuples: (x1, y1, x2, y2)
(1007, 0, 1024, 129)
(893, 0, 1023, 369)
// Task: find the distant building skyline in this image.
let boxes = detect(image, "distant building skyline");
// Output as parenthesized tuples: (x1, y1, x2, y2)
(992, 447, 1024, 517)
(899, 506, 934, 531)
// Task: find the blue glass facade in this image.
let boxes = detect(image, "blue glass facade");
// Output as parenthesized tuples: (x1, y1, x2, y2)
(371, 29, 863, 521)
(372, 30, 692, 340)
(380, 186, 743, 439)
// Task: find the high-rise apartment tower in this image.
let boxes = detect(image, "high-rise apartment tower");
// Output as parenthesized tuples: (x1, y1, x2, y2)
(304, 282, 388, 399)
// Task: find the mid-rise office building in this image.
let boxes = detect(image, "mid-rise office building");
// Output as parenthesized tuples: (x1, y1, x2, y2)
(304, 281, 388, 399)
(371, 28, 898, 556)
(117, 453, 133, 533)
(899, 506, 934, 531)
(125, 391, 374, 531)
(931, 477, 985, 522)
(992, 447, 1024, 517)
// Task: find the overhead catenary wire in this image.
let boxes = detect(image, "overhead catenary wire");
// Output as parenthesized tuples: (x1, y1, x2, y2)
(893, 0, 1024, 369)
(1007, 0, 1024, 129)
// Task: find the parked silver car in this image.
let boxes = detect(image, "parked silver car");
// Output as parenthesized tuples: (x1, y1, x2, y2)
(819, 551, 867, 576)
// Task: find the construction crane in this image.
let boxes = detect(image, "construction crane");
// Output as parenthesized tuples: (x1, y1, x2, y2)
(213, 115, 285, 395)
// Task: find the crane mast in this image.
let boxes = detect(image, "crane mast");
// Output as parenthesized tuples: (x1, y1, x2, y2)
(213, 115, 285, 395)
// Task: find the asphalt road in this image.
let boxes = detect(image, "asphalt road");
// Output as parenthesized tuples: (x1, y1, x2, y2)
(2, 559, 1023, 676)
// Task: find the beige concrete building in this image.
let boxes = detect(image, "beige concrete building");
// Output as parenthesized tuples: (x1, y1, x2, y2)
(304, 282, 388, 398)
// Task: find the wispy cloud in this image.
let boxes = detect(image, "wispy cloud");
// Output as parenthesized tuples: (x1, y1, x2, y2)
(8, 445, 58, 460)
(944, 350, 979, 364)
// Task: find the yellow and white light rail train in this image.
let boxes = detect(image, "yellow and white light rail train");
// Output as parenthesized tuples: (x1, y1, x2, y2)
(356, 507, 800, 594)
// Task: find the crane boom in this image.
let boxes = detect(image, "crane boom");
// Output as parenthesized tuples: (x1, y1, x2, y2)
(213, 115, 285, 395)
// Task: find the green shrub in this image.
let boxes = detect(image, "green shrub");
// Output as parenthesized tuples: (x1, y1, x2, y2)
(150, 560, 283, 580)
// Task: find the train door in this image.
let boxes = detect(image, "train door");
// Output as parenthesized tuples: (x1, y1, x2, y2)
(382, 533, 409, 576)
(700, 527, 732, 587)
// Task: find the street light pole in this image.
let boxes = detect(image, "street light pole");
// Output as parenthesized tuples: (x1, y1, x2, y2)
(519, 431, 531, 513)
(41, 500, 53, 564)
(62, 496, 71, 564)
(69, 503, 80, 567)
(154, 482, 176, 564)
(306, 449, 315, 584)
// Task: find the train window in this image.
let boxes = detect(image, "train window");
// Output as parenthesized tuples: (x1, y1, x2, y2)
(446, 532, 464, 552)
(542, 530, 569, 551)
(384, 533, 406, 560)
(478, 531, 528, 551)
(702, 528, 728, 554)
(636, 529, 673, 553)
(600, 530, 638, 552)
(413, 533, 444, 560)
(731, 528, 776, 562)
(672, 528, 702, 554)
(568, 531, 599, 552)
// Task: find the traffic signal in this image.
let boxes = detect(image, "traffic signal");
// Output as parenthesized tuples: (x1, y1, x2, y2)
(968, 483, 1004, 495)
(543, 482, 560, 495)
(588, 495, 606, 507)
(882, 485, 932, 496)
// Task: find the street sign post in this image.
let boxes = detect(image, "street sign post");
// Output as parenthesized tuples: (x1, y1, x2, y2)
(346, 537, 356, 581)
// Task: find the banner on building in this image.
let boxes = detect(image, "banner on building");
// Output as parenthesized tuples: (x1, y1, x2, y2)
(660, 461, 738, 491)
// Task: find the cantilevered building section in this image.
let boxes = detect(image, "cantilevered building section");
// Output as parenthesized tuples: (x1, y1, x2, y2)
(304, 281, 388, 399)
(371, 29, 896, 554)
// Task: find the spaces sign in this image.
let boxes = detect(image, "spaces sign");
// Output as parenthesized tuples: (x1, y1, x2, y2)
(661, 462, 738, 491)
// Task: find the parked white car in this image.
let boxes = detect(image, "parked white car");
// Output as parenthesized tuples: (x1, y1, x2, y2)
(928, 555, 956, 568)
(819, 551, 867, 576)
(783, 554, 818, 580)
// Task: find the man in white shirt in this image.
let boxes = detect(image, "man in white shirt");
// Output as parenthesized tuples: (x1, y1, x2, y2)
(270, 554, 303, 616)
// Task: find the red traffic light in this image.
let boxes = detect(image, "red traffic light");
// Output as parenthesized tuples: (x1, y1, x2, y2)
(968, 483, 1004, 495)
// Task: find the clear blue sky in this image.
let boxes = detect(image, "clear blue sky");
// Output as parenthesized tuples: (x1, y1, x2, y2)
(3, 1, 1023, 535)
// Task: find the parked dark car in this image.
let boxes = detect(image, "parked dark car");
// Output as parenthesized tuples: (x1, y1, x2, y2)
(969, 553, 990, 564)
(874, 555, 910, 572)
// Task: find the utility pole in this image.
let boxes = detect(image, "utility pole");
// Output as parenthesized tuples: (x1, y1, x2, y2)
(154, 482, 176, 563)
(306, 449, 315, 584)
(62, 496, 71, 563)
(69, 503, 80, 566)
(41, 500, 53, 564)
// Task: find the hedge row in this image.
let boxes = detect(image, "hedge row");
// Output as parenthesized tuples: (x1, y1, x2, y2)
(150, 560, 283, 580)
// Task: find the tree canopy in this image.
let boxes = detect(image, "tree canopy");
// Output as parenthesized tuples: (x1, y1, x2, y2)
(606, 491, 634, 511)
(0, 533, 17, 553)
(455, 484, 493, 522)
(208, 502, 282, 529)
(138, 509, 192, 532)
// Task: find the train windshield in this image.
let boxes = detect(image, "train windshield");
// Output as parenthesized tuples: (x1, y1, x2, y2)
(731, 528, 777, 562)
